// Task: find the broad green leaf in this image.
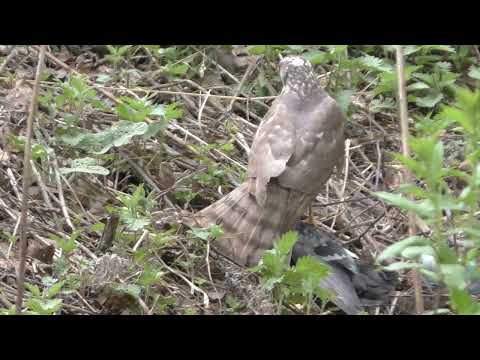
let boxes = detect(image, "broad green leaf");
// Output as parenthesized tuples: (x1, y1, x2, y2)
(304, 50, 327, 65)
(377, 235, 430, 263)
(449, 288, 480, 315)
(60, 157, 109, 176)
(96, 74, 112, 83)
(440, 264, 468, 289)
(359, 55, 393, 73)
(401, 245, 435, 260)
(25, 283, 42, 297)
(94, 121, 149, 154)
(164, 103, 183, 120)
(420, 268, 439, 282)
(415, 93, 444, 108)
(26, 298, 63, 315)
(441, 107, 474, 134)
(123, 216, 150, 231)
(375, 192, 435, 217)
(397, 184, 428, 198)
(275, 231, 298, 255)
(468, 66, 480, 80)
(46, 280, 65, 299)
(165, 63, 189, 76)
(246, 45, 267, 55)
(407, 82, 430, 91)
(437, 243, 458, 264)
(113, 283, 141, 299)
(295, 256, 330, 280)
(403, 45, 421, 56)
(141, 122, 167, 141)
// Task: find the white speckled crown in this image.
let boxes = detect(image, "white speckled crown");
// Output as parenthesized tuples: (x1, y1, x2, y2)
(280, 56, 312, 69)
(279, 56, 320, 97)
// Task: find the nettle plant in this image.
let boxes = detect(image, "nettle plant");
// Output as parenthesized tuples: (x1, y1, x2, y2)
(376, 87, 480, 314)
(251, 231, 333, 315)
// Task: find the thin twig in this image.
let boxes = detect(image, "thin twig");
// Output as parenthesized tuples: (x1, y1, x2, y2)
(6, 168, 22, 201)
(197, 89, 211, 128)
(15, 45, 46, 314)
(157, 257, 210, 308)
(227, 60, 258, 112)
(50, 153, 75, 231)
(132, 229, 149, 252)
(396, 45, 424, 315)
(30, 160, 53, 209)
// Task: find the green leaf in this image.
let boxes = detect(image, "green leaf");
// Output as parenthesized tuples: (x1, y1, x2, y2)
(96, 74, 112, 83)
(304, 51, 327, 65)
(165, 63, 189, 76)
(415, 93, 444, 108)
(25, 283, 41, 297)
(114, 283, 141, 299)
(377, 235, 430, 263)
(60, 157, 110, 176)
(443, 106, 474, 134)
(333, 89, 354, 114)
(401, 245, 435, 260)
(403, 45, 421, 56)
(440, 264, 468, 289)
(164, 103, 183, 120)
(423, 45, 456, 53)
(46, 280, 65, 299)
(449, 288, 480, 315)
(246, 45, 267, 55)
(437, 243, 458, 264)
(359, 55, 393, 73)
(397, 184, 428, 198)
(375, 192, 435, 217)
(93, 121, 149, 154)
(26, 298, 63, 315)
(122, 216, 150, 231)
(468, 66, 480, 80)
(407, 82, 430, 91)
(275, 231, 298, 255)
(295, 256, 330, 283)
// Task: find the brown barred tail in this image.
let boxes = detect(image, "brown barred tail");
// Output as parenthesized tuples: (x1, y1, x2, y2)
(197, 182, 313, 266)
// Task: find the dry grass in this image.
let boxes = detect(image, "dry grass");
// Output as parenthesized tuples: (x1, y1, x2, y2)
(0, 45, 425, 314)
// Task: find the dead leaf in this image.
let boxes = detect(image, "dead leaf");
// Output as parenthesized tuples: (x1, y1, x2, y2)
(155, 163, 176, 190)
(56, 68, 68, 80)
(5, 79, 32, 111)
(97, 287, 138, 314)
(0, 147, 10, 164)
(207, 290, 226, 301)
(27, 242, 55, 264)
(383, 165, 403, 190)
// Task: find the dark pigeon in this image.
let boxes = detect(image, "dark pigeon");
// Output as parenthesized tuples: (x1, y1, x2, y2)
(292, 222, 398, 315)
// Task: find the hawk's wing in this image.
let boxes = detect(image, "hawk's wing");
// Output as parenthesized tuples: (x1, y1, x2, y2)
(248, 92, 345, 205)
(247, 100, 296, 206)
(278, 95, 345, 194)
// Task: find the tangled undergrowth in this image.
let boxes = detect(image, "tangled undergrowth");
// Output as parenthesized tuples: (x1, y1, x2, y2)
(0, 45, 479, 315)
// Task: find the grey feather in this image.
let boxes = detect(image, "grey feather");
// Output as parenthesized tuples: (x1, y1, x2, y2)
(292, 222, 398, 314)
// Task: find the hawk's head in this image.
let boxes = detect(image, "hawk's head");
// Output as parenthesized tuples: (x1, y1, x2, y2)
(279, 56, 319, 96)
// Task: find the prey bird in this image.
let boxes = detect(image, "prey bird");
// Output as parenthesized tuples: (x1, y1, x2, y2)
(292, 222, 398, 315)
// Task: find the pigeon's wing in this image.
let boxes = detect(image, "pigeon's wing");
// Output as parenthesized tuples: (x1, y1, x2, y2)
(293, 222, 358, 274)
(319, 265, 363, 315)
(247, 100, 296, 206)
